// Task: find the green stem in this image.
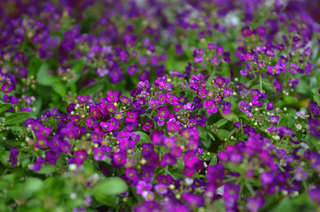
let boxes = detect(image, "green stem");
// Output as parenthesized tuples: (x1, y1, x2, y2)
(0, 169, 9, 178)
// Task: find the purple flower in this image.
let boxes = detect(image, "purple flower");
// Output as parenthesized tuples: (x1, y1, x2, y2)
(198, 88, 208, 98)
(181, 193, 204, 207)
(78, 95, 90, 103)
(74, 150, 88, 164)
(107, 91, 119, 102)
(85, 117, 97, 127)
(294, 167, 308, 181)
(270, 115, 279, 124)
(266, 102, 273, 110)
(239, 101, 250, 113)
(141, 191, 154, 201)
(1, 82, 13, 93)
(308, 186, 320, 205)
(8, 146, 19, 167)
(155, 184, 168, 194)
(203, 100, 218, 115)
(97, 67, 109, 77)
(241, 26, 252, 37)
(142, 119, 154, 131)
(149, 99, 160, 109)
(160, 153, 177, 167)
(33, 157, 46, 172)
(93, 147, 107, 161)
(126, 111, 138, 122)
(136, 181, 153, 195)
(125, 168, 139, 181)
(260, 171, 274, 186)
(128, 64, 139, 75)
(297, 110, 309, 119)
(46, 151, 60, 165)
(246, 193, 266, 211)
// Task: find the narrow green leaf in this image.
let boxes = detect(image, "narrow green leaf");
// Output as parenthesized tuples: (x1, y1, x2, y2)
(219, 109, 239, 122)
(0, 103, 11, 113)
(52, 81, 67, 97)
(72, 57, 87, 74)
(262, 79, 275, 91)
(206, 72, 215, 87)
(135, 131, 151, 144)
(90, 178, 127, 201)
(78, 80, 104, 96)
(283, 96, 298, 105)
(8, 177, 43, 200)
(28, 57, 43, 77)
(215, 119, 228, 127)
(216, 129, 230, 138)
(6, 139, 21, 146)
(4, 112, 30, 125)
(221, 62, 230, 78)
(37, 164, 56, 174)
(209, 155, 217, 165)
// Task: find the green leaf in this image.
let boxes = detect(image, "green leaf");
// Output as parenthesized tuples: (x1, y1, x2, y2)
(311, 88, 319, 95)
(283, 96, 298, 105)
(295, 80, 310, 95)
(135, 131, 151, 144)
(10, 126, 24, 132)
(6, 139, 21, 146)
(216, 129, 230, 138)
(72, 57, 86, 74)
(0, 103, 11, 113)
(209, 155, 217, 165)
(78, 80, 105, 96)
(37, 164, 56, 174)
(4, 112, 30, 125)
(215, 119, 228, 127)
(90, 177, 127, 196)
(36, 63, 57, 86)
(262, 79, 275, 91)
(219, 109, 239, 122)
(206, 72, 215, 87)
(90, 178, 127, 206)
(8, 177, 44, 200)
(52, 81, 66, 97)
(28, 57, 43, 77)
(221, 62, 230, 78)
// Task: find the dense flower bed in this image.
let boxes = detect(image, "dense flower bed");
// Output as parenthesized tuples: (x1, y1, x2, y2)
(0, 0, 320, 211)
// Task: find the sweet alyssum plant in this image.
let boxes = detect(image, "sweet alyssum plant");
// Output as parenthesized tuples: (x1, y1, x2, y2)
(0, 0, 320, 212)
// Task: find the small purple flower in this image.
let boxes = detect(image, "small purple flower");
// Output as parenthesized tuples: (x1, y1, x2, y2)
(137, 181, 153, 195)
(8, 146, 19, 167)
(85, 117, 97, 127)
(78, 95, 90, 103)
(294, 167, 308, 181)
(270, 115, 279, 124)
(142, 191, 154, 201)
(246, 193, 266, 211)
(74, 150, 88, 164)
(107, 91, 119, 102)
(266, 102, 273, 110)
(126, 111, 138, 122)
(97, 67, 109, 77)
(239, 101, 250, 113)
(93, 146, 107, 161)
(46, 151, 60, 165)
(297, 110, 309, 119)
(160, 153, 177, 167)
(1, 82, 13, 93)
(203, 100, 218, 115)
(155, 184, 168, 194)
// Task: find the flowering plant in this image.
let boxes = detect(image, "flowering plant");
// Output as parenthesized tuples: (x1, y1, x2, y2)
(1, 0, 320, 212)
